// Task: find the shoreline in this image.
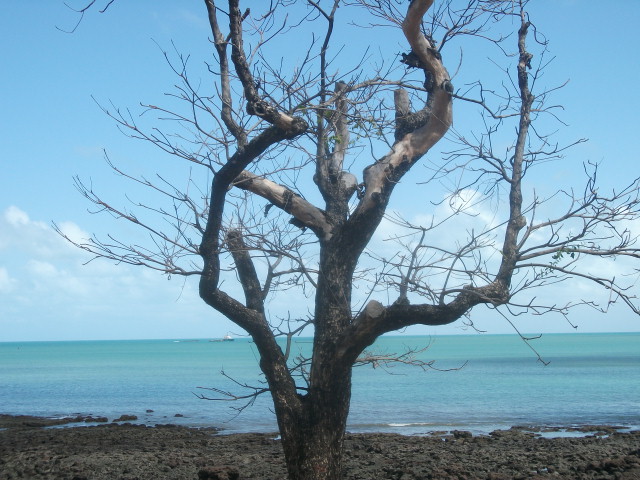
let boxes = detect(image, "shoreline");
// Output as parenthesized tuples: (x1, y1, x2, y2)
(2, 415, 640, 479)
(2, 412, 637, 438)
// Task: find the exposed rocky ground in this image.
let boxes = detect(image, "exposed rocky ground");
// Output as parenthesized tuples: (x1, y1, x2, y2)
(1, 415, 639, 479)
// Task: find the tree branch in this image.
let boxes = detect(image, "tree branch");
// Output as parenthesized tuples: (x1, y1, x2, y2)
(234, 170, 332, 239)
(345, 0, 453, 254)
(228, 0, 303, 131)
(226, 229, 265, 313)
(204, 0, 248, 146)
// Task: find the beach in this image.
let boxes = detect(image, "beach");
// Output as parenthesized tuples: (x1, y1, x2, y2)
(1, 415, 639, 479)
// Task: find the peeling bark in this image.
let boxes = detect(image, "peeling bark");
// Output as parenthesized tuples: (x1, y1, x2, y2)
(234, 171, 333, 240)
(343, 0, 453, 261)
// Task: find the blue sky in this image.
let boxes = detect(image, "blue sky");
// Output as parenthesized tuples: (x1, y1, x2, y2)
(1, 1, 639, 342)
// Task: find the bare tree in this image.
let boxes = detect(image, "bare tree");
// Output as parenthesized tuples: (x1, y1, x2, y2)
(58, 0, 640, 478)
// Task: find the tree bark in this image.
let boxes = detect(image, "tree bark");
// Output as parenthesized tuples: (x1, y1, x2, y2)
(280, 365, 352, 480)
(279, 2, 451, 477)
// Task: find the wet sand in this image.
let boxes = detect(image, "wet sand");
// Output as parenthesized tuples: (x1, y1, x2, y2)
(1, 415, 639, 479)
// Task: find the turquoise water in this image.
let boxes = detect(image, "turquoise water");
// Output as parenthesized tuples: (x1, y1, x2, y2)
(0, 333, 638, 435)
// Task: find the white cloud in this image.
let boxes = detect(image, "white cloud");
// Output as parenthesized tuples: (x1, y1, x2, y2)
(361, 188, 640, 334)
(4, 205, 30, 226)
(27, 260, 58, 278)
(55, 220, 90, 245)
(0, 206, 86, 259)
(0, 206, 232, 341)
(369, 188, 503, 267)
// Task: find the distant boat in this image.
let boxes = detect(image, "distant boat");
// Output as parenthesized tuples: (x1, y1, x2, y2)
(210, 333, 234, 342)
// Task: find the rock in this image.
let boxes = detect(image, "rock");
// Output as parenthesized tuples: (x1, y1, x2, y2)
(1, 417, 640, 480)
(487, 473, 512, 480)
(113, 415, 138, 423)
(602, 456, 628, 472)
(198, 465, 240, 480)
(83, 416, 108, 423)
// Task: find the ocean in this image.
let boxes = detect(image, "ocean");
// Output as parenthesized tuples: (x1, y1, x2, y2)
(1, 333, 638, 435)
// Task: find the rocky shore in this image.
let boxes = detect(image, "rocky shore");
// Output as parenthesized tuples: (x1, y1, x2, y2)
(1, 414, 639, 479)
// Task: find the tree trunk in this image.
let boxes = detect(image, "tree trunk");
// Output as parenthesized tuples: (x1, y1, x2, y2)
(279, 368, 352, 480)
